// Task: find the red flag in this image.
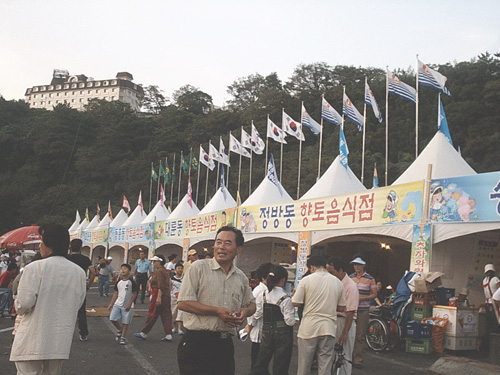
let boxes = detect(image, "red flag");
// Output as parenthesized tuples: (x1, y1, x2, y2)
(122, 195, 130, 214)
(160, 185, 166, 207)
(138, 191, 143, 214)
(96, 204, 101, 222)
(187, 177, 193, 208)
(108, 200, 113, 220)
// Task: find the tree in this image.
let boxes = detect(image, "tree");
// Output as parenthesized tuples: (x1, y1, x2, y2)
(172, 85, 213, 115)
(226, 73, 283, 110)
(141, 85, 168, 114)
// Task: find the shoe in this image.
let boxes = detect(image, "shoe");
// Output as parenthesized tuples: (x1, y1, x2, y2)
(104, 294, 108, 297)
(115, 331, 122, 341)
(161, 334, 173, 342)
(79, 334, 87, 341)
(172, 328, 177, 333)
(177, 330, 184, 335)
(134, 332, 147, 340)
(119, 337, 126, 345)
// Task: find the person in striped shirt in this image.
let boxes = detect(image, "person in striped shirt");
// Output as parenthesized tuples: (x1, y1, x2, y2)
(349, 256, 376, 369)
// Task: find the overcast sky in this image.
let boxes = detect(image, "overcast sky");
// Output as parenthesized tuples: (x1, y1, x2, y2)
(1, 1, 499, 106)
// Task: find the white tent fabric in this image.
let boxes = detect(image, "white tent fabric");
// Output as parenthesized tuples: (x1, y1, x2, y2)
(199, 187, 236, 214)
(69, 215, 80, 233)
(242, 174, 293, 207)
(76, 218, 89, 231)
(301, 155, 366, 200)
(121, 205, 147, 227)
(86, 215, 100, 230)
(142, 200, 170, 223)
(96, 213, 112, 228)
(169, 194, 200, 219)
(110, 209, 128, 227)
(392, 131, 476, 185)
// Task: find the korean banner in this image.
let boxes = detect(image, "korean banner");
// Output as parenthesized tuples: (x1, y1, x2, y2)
(82, 227, 109, 245)
(410, 224, 432, 273)
(295, 231, 311, 290)
(108, 223, 154, 243)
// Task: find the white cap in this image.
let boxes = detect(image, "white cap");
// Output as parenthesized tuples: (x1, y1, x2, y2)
(459, 287, 469, 296)
(350, 256, 366, 265)
(149, 256, 162, 262)
(484, 264, 496, 273)
(106, 256, 113, 260)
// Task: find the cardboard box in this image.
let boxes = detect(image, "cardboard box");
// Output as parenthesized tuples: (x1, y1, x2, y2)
(414, 272, 444, 292)
(432, 305, 479, 337)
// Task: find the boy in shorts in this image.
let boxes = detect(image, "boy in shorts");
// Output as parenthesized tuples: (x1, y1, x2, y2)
(108, 264, 138, 345)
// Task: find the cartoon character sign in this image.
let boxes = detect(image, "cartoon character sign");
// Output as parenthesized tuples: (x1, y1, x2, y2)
(429, 181, 478, 222)
(429, 183, 446, 221)
(382, 190, 398, 222)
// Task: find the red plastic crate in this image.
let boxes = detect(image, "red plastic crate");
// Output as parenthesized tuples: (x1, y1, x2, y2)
(412, 291, 439, 306)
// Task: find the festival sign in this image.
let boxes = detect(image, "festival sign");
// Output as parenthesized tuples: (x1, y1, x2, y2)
(108, 223, 154, 243)
(236, 181, 424, 234)
(428, 171, 500, 223)
(81, 227, 109, 244)
(410, 224, 432, 273)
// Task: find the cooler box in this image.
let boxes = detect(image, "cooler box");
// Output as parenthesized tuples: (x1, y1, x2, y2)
(435, 287, 455, 305)
(411, 306, 433, 321)
(432, 305, 479, 337)
(443, 335, 477, 351)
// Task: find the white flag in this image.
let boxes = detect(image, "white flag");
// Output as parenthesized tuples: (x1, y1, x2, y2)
(267, 118, 287, 144)
(301, 104, 322, 135)
(209, 143, 222, 163)
(283, 111, 305, 141)
(229, 134, 251, 158)
(241, 128, 262, 155)
(219, 138, 230, 166)
(251, 124, 265, 152)
(199, 145, 215, 170)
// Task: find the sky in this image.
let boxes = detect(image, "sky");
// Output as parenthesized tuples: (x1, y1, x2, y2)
(1, 1, 499, 107)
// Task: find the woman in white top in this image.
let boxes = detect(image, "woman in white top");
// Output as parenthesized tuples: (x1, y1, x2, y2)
(251, 265, 295, 375)
(483, 264, 500, 334)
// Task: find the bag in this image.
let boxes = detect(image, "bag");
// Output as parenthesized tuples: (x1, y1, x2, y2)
(421, 317, 448, 353)
(99, 262, 107, 269)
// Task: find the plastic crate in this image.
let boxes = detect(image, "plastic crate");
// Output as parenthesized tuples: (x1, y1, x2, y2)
(412, 291, 439, 306)
(404, 321, 432, 339)
(405, 338, 433, 354)
(411, 306, 433, 321)
(435, 288, 455, 306)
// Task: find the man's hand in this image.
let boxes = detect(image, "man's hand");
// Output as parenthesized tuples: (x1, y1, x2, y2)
(338, 331, 348, 346)
(107, 304, 112, 312)
(125, 305, 131, 312)
(216, 307, 239, 327)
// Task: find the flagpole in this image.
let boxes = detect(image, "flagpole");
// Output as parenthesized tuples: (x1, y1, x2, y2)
(297, 102, 304, 199)
(361, 77, 367, 185)
(204, 163, 209, 206)
(317, 95, 324, 181)
(280, 108, 284, 182)
(265, 115, 269, 168)
(342, 86, 346, 131)
(415, 54, 419, 158)
(196, 145, 201, 205)
(249, 121, 254, 195)
(177, 151, 182, 205)
(149, 162, 153, 212)
(157, 159, 161, 202)
(224, 136, 230, 189)
(437, 93, 441, 127)
(385, 68, 389, 186)
(188, 147, 192, 177)
(170, 154, 175, 209)
(215, 157, 220, 192)
(237, 131, 242, 195)
(163, 157, 167, 202)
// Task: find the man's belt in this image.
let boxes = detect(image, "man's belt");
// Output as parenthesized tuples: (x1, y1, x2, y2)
(185, 329, 232, 339)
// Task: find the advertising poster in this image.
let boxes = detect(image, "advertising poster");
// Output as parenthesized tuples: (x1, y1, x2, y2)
(294, 231, 311, 290)
(410, 224, 432, 273)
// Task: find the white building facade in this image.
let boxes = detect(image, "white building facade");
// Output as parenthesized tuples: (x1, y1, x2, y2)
(25, 70, 144, 111)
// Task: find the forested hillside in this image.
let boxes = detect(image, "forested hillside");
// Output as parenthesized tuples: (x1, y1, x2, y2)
(0, 52, 498, 233)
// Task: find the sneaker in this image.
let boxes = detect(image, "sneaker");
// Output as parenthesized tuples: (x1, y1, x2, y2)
(79, 334, 87, 341)
(104, 294, 108, 297)
(172, 328, 177, 333)
(160, 334, 173, 342)
(119, 337, 126, 345)
(134, 332, 147, 340)
(177, 330, 184, 335)
(115, 331, 122, 341)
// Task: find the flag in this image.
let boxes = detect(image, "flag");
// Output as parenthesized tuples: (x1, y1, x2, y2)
(439, 100, 453, 145)
(209, 143, 222, 163)
(220, 165, 227, 200)
(75, 210, 81, 223)
(418, 59, 451, 95)
(122, 195, 130, 214)
(267, 118, 287, 144)
(189, 148, 198, 171)
(457, 145, 461, 156)
(138, 191, 143, 215)
(321, 97, 342, 126)
(159, 160, 166, 178)
(199, 145, 215, 170)
(301, 104, 322, 135)
(229, 134, 251, 158)
(373, 163, 379, 188)
(387, 71, 416, 103)
(164, 159, 171, 184)
(251, 124, 265, 152)
(151, 162, 158, 181)
(266, 154, 282, 195)
(187, 177, 193, 208)
(180, 151, 188, 174)
(85, 207, 90, 222)
(241, 128, 262, 154)
(171, 155, 176, 183)
(236, 190, 241, 207)
(283, 111, 305, 141)
(365, 82, 383, 123)
(96, 203, 101, 222)
(343, 93, 364, 131)
(219, 138, 230, 166)
(108, 200, 113, 220)
(160, 185, 166, 206)
(339, 126, 349, 169)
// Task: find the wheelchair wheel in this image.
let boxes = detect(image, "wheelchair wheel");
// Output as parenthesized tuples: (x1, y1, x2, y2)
(366, 318, 389, 351)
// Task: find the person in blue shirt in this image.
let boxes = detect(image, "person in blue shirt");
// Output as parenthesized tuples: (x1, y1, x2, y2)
(134, 250, 153, 304)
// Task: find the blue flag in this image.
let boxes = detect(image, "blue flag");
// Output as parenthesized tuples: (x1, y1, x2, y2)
(339, 127, 349, 169)
(373, 163, 379, 188)
(321, 97, 342, 126)
(439, 100, 453, 145)
(220, 165, 227, 200)
(418, 59, 451, 96)
(387, 71, 416, 104)
(365, 82, 383, 123)
(267, 154, 282, 195)
(301, 104, 322, 135)
(343, 93, 364, 131)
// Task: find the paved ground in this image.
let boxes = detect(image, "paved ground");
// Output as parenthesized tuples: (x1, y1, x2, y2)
(0, 286, 491, 374)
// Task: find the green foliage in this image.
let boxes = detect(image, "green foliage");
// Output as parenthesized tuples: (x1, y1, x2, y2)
(0, 53, 499, 233)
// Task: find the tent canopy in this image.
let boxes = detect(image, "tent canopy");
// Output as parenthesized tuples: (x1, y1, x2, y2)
(0, 225, 41, 250)
(199, 186, 236, 214)
(169, 194, 200, 219)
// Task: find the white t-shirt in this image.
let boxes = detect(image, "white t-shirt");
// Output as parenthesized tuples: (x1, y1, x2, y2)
(492, 288, 500, 302)
(114, 278, 138, 307)
(483, 276, 500, 303)
(166, 261, 176, 271)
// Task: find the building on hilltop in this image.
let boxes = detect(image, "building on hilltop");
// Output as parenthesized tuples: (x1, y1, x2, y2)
(25, 70, 144, 111)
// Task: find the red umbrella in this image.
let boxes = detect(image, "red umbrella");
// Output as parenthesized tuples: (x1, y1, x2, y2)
(0, 225, 41, 251)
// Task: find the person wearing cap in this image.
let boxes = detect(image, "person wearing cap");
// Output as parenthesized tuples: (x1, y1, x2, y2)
(177, 226, 256, 375)
(349, 256, 376, 369)
(456, 287, 470, 308)
(134, 254, 174, 342)
(0, 254, 9, 275)
(182, 249, 198, 276)
(482, 264, 500, 334)
(97, 256, 114, 297)
(134, 249, 153, 304)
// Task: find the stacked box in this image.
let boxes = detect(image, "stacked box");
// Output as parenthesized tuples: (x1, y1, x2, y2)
(444, 336, 477, 351)
(411, 306, 433, 321)
(412, 291, 439, 306)
(435, 288, 455, 306)
(404, 321, 432, 339)
(405, 338, 433, 354)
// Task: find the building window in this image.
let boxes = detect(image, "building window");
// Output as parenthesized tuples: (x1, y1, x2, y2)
(41, 86, 46, 91)
(71, 99, 75, 103)
(49, 85, 54, 90)
(112, 88, 115, 92)
(80, 90, 83, 94)
(34, 94, 37, 98)
(56, 100, 59, 103)
(72, 91, 75, 95)
(41, 101, 44, 105)
(64, 84, 69, 89)
(95, 82, 101, 87)
(71, 84, 77, 89)
(111, 96, 115, 100)
(104, 81, 109, 86)
(79, 83, 84, 88)
(104, 89, 107, 93)
(112, 80, 117, 85)
(49, 93, 52, 98)
(41, 94, 45, 98)
(56, 93, 59, 97)
(96, 89, 99, 93)
(33, 87, 39, 92)
(64, 92, 67, 96)
(88, 90, 91, 94)
(87, 82, 93, 87)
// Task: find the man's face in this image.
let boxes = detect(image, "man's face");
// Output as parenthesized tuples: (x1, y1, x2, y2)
(188, 253, 198, 262)
(39, 240, 52, 258)
(139, 252, 145, 260)
(353, 263, 365, 274)
(214, 230, 241, 266)
(120, 266, 130, 278)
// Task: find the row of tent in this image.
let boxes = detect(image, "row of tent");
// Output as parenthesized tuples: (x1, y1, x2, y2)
(69, 130, 476, 233)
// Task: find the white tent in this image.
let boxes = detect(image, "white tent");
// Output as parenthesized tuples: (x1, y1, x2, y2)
(121, 205, 147, 227)
(110, 209, 129, 227)
(76, 218, 89, 232)
(85, 215, 100, 230)
(142, 200, 170, 223)
(392, 131, 476, 185)
(199, 186, 236, 214)
(242, 175, 293, 206)
(68, 211, 81, 233)
(301, 155, 366, 200)
(96, 213, 112, 228)
(169, 194, 200, 219)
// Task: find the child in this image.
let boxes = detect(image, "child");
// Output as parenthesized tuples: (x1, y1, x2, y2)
(251, 265, 295, 375)
(171, 262, 184, 335)
(108, 264, 138, 345)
